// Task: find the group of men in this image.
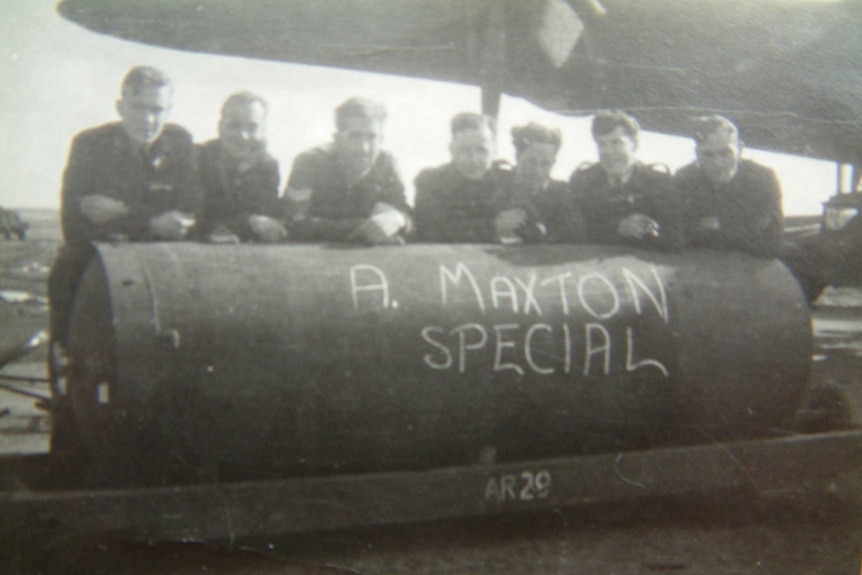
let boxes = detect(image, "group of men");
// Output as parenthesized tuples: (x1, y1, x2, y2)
(49, 65, 827, 365)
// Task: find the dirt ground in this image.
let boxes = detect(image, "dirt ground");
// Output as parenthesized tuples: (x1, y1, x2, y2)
(0, 210, 58, 457)
(0, 209, 59, 354)
(1, 212, 860, 574)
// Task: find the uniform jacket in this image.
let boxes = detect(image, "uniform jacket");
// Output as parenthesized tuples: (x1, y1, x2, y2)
(198, 139, 281, 241)
(674, 159, 783, 257)
(283, 146, 411, 242)
(414, 162, 510, 243)
(570, 162, 683, 252)
(494, 178, 585, 244)
(61, 122, 201, 244)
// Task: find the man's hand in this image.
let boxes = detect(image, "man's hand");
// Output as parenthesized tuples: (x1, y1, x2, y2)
(248, 215, 288, 243)
(205, 224, 240, 244)
(697, 215, 721, 232)
(150, 210, 196, 241)
(79, 195, 129, 225)
(368, 202, 407, 238)
(349, 219, 391, 245)
(618, 213, 660, 239)
(284, 187, 313, 222)
(494, 209, 528, 242)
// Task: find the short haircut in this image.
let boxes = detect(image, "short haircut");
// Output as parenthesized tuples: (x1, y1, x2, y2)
(221, 91, 269, 118)
(121, 66, 173, 98)
(511, 122, 562, 156)
(591, 110, 640, 142)
(335, 97, 386, 131)
(692, 114, 739, 145)
(450, 112, 496, 138)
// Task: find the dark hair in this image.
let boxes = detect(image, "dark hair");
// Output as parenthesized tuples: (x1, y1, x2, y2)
(121, 66, 173, 97)
(221, 91, 269, 118)
(692, 114, 739, 144)
(335, 97, 387, 131)
(450, 112, 496, 138)
(591, 110, 640, 142)
(511, 122, 562, 157)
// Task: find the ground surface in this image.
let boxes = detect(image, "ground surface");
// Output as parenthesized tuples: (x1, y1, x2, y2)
(0, 210, 58, 455)
(0, 211, 860, 574)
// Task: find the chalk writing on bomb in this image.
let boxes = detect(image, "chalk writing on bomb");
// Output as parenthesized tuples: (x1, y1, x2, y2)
(349, 262, 671, 379)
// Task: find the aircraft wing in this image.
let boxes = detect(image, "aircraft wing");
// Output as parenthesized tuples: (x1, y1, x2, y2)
(58, 0, 862, 164)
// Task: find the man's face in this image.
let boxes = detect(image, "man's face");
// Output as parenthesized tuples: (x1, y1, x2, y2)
(116, 85, 172, 145)
(334, 117, 383, 177)
(219, 100, 267, 161)
(595, 126, 637, 179)
(450, 127, 495, 181)
(696, 130, 741, 184)
(516, 142, 557, 193)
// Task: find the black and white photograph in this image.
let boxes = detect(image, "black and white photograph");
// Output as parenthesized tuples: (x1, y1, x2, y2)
(1, 1, 861, 573)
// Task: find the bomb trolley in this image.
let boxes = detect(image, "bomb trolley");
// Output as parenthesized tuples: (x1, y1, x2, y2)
(2, 243, 861, 544)
(1, 429, 861, 545)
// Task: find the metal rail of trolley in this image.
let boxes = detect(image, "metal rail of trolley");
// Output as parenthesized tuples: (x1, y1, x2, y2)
(2, 429, 860, 543)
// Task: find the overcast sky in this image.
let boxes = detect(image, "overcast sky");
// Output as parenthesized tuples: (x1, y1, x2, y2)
(0, 1, 837, 214)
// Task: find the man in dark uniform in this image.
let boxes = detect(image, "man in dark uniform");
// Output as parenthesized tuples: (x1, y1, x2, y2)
(494, 122, 584, 244)
(675, 114, 783, 258)
(570, 110, 683, 252)
(49, 66, 200, 368)
(414, 113, 510, 243)
(283, 97, 412, 244)
(198, 91, 286, 243)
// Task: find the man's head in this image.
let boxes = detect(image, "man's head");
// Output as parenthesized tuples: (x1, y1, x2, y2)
(591, 110, 639, 179)
(333, 97, 387, 179)
(693, 115, 743, 185)
(219, 91, 268, 161)
(116, 66, 174, 145)
(512, 122, 561, 192)
(450, 113, 496, 181)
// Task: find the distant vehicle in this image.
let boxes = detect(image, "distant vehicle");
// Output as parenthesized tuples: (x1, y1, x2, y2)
(817, 192, 862, 290)
(0, 207, 28, 240)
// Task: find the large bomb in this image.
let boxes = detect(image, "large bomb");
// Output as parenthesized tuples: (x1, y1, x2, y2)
(65, 243, 811, 484)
